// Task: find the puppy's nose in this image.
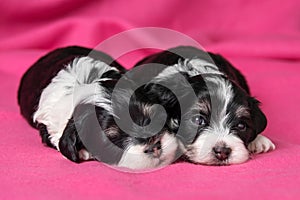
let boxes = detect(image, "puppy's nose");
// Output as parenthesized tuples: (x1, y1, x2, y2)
(213, 146, 232, 161)
(144, 141, 162, 158)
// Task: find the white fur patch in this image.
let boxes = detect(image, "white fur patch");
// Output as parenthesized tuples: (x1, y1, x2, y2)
(117, 133, 181, 170)
(186, 132, 249, 165)
(248, 135, 276, 154)
(79, 149, 94, 161)
(153, 58, 223, 82)
(33, 56, 117, 149)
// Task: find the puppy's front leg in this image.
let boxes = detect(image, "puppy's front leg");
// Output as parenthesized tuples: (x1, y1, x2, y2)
(248, 135, 276, 154)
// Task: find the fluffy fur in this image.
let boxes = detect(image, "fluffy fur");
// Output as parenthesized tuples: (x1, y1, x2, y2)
(33, 56, 118, 148)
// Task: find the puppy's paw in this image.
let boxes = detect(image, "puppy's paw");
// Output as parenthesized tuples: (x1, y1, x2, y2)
(79, 149, 93, 161)
(248, 135, 275, 154)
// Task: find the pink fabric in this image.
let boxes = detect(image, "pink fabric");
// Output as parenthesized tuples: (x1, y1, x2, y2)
(1, 0, 300, 199)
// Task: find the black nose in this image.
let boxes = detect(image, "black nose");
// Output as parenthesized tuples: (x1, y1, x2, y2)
(144, 141, 162, 158)
(213, 146, 232, 161)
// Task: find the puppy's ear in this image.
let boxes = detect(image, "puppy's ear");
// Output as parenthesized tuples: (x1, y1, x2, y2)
(59, 104, 95, 163)
(249, 98, 267, 135)
(59, 118, 83, 163)
(209, 53, 250, 94)
(144, 83, 177, 105)
(60, 104, 124, 164)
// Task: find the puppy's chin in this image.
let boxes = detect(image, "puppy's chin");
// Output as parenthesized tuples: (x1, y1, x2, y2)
(116, 133, 180, 171)
(186, 133, 249, 166)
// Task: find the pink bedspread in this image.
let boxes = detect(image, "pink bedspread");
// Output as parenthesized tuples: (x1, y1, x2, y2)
(1, 0, 300, 199)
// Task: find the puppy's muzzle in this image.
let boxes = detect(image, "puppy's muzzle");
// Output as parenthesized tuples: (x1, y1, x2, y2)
(144, 141, 162, 158)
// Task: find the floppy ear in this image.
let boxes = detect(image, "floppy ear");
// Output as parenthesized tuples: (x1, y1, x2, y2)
(59, 118, 83, 163)
(249, 98, 268, 136)
(58, 104, 94, 163)
(60, 104, 124, 164)
(209, 53, 250, 94)
(143, 82, 178, 106)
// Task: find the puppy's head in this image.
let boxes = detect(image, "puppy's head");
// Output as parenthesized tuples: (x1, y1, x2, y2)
(108, 84, 182, 170)
(179, 74, 267, 165)
(59, 79, 182, 171)
(144, 54, 267, 166)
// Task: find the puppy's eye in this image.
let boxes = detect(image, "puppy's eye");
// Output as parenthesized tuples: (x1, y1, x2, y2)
(191, 115, 208, 127)
(236, 122, 247, 131)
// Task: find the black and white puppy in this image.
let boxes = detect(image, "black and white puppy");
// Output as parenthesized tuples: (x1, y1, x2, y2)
(60, 76, 182, 170)
(133, 46, 275, 165)
(18, 46, 181, 170)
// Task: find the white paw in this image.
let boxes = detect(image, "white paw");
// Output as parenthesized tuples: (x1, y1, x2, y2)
(248, 135, 276, 154)
(79, 149, 93, 161)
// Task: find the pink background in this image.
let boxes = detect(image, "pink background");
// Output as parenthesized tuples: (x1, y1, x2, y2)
(1, 0, 300, 199)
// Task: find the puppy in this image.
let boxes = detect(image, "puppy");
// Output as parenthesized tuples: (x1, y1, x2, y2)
(60, 77, 182, 170)
(18, 46, 182, 170)
(133, 46, 275, 165)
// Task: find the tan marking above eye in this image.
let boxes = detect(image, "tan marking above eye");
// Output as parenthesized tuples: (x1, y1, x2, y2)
(104, 126, 120, 137)
(235, 106, 250, 118)
(194, 100, 210, 114)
